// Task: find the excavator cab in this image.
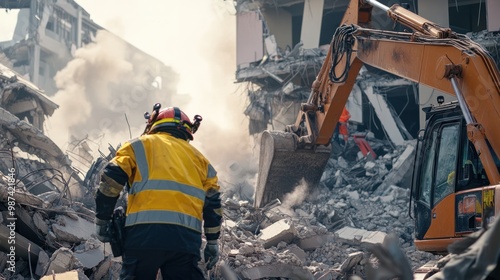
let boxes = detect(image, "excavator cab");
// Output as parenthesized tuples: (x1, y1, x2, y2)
(412, 100, 500, 252)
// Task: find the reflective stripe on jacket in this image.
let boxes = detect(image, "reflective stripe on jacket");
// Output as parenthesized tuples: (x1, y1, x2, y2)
(111, 133, 220, 233)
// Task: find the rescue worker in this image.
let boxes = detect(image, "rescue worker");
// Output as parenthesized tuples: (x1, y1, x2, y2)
(94, 104, 222, 280)
(334, 107, 351, 146)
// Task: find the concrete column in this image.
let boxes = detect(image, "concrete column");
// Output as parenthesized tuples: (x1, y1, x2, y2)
(300, 0, 324, 49)
(29, 0, 40, 85)
(417, 0, 454, 129)
(77, 7, 82, 47)
(486, 0, 500, 31)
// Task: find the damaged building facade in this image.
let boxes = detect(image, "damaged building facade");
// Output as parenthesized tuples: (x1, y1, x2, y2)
(236, 0, 500, 144)
(0, 0, 180, 176)
(0, 0, 176, 100)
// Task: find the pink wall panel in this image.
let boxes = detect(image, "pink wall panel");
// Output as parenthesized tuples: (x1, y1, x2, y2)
(237, 11, 264, 66)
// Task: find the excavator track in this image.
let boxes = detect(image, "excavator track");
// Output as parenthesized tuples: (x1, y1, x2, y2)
(255, 130, 331, 208)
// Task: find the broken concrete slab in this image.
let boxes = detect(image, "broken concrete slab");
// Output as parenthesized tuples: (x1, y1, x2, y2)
(40, 269, 89, 280)
(0, 182, 45, 207)
(73, 239, 105, 269)
(377, 141, 416, 194)
(335, 226, 386, 247)
(0, 62, 58, 116)
(45, 248, 82, 275)
(51, 214, 95, 243)
(14, 205, 45, 243)
(0, 107, 85, 199)
(258, 219, 296, 249)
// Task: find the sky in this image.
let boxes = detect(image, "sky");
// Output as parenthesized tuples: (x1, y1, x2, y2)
(0, 0, 259, 196)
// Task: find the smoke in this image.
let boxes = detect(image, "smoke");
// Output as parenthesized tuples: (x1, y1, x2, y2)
(176, 3, 258, 198)
(47, 30, 179, 165)
(47, 1, 258, 197)
(278, 179, 310, 216)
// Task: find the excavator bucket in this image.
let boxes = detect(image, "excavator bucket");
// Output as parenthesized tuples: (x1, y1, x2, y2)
(255, 130, 331, 208)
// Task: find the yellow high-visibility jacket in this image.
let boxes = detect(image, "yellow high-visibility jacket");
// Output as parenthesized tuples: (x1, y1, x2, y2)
(96, 132, 222, 251)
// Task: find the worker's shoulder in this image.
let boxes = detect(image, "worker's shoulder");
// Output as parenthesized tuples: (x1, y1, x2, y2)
(119, 136, 144, 147)
(115, 136, 149, 153)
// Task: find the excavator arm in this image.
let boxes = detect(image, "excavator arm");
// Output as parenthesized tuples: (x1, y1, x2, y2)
(255, 0, 500, 208)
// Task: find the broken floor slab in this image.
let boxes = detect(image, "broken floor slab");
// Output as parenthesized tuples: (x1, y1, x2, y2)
(258, 219, 296, 249)
(335, 226, 387, 247)
(51, 214, 95, 243)
(44, 248, 82, 275)
(340, 252, 365, 273)
(283, 245, 308, 263)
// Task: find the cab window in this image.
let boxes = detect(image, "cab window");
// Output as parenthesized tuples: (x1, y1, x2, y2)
(433, 124, 460, 203)
(457, 132, 500, 190)
(419, 129, 437, 205)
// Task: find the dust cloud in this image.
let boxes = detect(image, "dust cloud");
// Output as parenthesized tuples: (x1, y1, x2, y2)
(278, 179, 310, 216)
(47, 30, 178, 162)
(177, 5, 258, 199)
(46, 1, 258, 199)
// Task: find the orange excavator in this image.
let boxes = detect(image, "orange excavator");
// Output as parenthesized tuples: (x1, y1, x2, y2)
(256, 0, 500, 253)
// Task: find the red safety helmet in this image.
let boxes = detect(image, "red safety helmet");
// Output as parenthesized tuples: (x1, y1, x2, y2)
(147, 107, 194, 140)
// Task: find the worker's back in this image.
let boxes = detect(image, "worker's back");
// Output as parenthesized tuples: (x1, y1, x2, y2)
(120, 132, 213, 254)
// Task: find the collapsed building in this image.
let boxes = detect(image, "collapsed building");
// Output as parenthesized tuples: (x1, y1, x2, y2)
(0, 0, 180, 176)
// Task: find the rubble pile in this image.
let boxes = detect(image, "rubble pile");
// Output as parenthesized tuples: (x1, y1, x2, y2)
(0, 133, 432, 280)
(212, 139, 437, 279)
(0, 177, 118, 280)
(2, 127, 500, 279)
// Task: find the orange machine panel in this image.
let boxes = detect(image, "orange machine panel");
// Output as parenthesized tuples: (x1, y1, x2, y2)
(423, 194, 456, 239)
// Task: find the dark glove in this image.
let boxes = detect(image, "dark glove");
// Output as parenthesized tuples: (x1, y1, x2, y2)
(204, 240, 219, 270)
(95, 218, 112, 243)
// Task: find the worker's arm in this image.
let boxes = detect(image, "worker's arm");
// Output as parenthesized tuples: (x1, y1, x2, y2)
(202, 164, 222, 270)
(95, 164, 128, 220)
(95, 142, 136, 220)
(202, 164, 222, 241)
